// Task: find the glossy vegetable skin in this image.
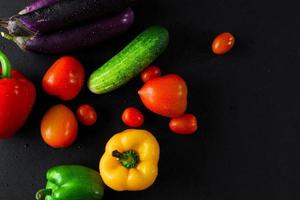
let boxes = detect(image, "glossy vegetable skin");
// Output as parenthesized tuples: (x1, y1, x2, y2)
(100, 129, 160, 191)
(19, 0, 60, 15)
(122, 107, 144, 127)
(1, 0, 138, 36)
(1, 8, 134, 54)
(43, 56, 85, 100)
(140, 66, 161, 82)
(0, 51, 36, 139)
(41, 104, 78, 148)
(169, 114, 198, 134)
(76, 104, 97, 126)
(88, 26, 169, 94)
(36, 165, 104, 200)
(212, 32, 235, 55)
(138, 74, 188, 118)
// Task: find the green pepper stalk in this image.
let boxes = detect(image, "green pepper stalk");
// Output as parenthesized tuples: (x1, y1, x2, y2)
(0, 51, 11, 78)
(36, 189, 52, 200)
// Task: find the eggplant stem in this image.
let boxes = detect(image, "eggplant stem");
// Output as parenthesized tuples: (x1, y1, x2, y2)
(1, 32, 29, 51)
(0, 19, 8, 28)
(1, 32, 14, 41)
(18, 9, 27, 15)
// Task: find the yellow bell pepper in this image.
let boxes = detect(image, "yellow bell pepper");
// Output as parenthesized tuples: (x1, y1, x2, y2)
(99, 129, 160, 191)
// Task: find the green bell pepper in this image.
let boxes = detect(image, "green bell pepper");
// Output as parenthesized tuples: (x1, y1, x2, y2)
(36, 165, 104, 200)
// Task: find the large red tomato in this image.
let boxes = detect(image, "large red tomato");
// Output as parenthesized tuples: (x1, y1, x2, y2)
(43, 56, 85, 101)
(138, 74, 188, 118)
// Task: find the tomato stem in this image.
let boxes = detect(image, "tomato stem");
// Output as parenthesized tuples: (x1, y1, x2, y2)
(0, 50, 12, 78)
(112, 150, 139, 169)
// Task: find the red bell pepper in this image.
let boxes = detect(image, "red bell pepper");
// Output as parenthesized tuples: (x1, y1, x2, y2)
(0, 51, 36, 139)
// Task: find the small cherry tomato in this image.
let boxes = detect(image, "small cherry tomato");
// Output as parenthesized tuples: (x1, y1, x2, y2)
(41, 104, 78, 148)
(212, 32, 235, 55)
(43, 56, 85, 101)
(140, 66, 161, 82)
(169, 114, 198, 135)
(138, 74, 188, 118)
(76, 104, 97, 126)
(122, 107, 144, 127)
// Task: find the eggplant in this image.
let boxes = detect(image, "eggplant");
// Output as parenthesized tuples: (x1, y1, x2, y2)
(1, 8, 134, 54)
(19, 0, 60, 15)
(0, 0, 137, 36)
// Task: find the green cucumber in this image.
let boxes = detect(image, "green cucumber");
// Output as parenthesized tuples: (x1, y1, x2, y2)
(88, 26, 169, 94)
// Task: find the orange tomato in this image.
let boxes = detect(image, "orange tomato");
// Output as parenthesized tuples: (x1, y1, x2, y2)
(138, 74, 187, 118)
(41, 104, 78, 148)
(212, 32, 235, 55)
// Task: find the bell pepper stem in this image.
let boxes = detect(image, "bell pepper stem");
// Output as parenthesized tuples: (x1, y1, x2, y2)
(112, 150, 139, 169)
(35, 188, 52, 200)
(112, 150, 124, 159)
(0, 50, 12, 78)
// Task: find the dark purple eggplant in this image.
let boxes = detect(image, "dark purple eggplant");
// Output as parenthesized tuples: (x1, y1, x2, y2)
(1, 8, 134, 54)
(19, 0, 60, 15)
(0, 0, 137, 36)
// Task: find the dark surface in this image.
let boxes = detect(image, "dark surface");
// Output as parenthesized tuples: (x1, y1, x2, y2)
(0, 0, 299, 200)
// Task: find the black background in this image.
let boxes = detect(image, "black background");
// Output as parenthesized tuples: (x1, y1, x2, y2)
(0, 0, 300, 199)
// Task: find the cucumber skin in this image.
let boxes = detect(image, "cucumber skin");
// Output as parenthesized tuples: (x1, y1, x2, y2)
(88, 26, 169, 94)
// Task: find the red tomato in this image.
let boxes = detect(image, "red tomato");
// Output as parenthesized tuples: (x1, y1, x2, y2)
(212, 32, 235, 55)
(122, 107, 144, 127)
(140, 66, 161, 82)
(43, 56, 85, 101)
(138, 74, 188, 118)
(41, 104, 78, 148)
(169, 114, 198, 135)
(76, 104, 97, 126)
